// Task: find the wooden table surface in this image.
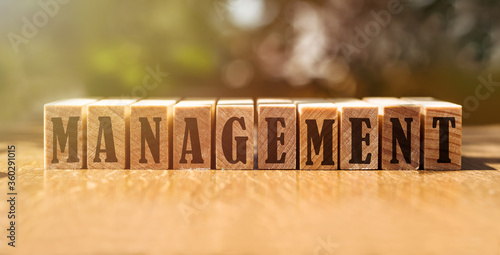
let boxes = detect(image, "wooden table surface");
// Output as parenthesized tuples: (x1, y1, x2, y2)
(1, 123, 500, 255)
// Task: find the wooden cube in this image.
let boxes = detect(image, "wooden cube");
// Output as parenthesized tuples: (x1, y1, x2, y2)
(173, 99, 216, 169)
(296, 100, 338, 170)
(215, 99, 254, 170)
(87, 99, 137, 169)
(257, 98, 296, 169)
(364, 97, 421, 170)
(402, 98, 462, 170)
(44, 98, 98, 169)
(130, 99, 178, 169)
(331, 98, 379, 170)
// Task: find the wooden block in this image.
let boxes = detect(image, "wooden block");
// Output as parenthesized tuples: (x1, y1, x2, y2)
(364, 97, 421, 170)
(292, 98, 327, 104)
(257, 98, 293, 104)
(87, 99, 137, 169)
(215, 99, 254, 170)
(402, 98, 462, 170)
(129, 99, 178, 170)
(296, 100, 338, 170)
(173, 99, 216, 169)
(331, 98, 379, 170)
(257, 98, 296, 169)
(401, 97, 436, 102)
(44, 98, 98, 169)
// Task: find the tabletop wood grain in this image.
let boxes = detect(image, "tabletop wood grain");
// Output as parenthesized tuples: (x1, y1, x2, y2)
(1, 123, 499, 255)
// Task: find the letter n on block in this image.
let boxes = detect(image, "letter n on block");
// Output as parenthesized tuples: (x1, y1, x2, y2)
(332, 99, 378, 170)
(130, 99, 178, 169)
(44, 99, 98, 169)
(258, 99, 296, 170)
(216, 99, 254, 170)
(87, 99, 137, 169)
(297, 101, 338, 170)
(403, 98, 462, 170)
(173, 99, 216, 169)
(364, 97, 420, 170)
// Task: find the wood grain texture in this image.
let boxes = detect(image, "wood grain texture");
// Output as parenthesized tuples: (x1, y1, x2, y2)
(87, 99, 137, 169)
(331, 99, 379, 170)
(44, 99, 98, 169)
(257, 99, 296, 169)
(403, 98, 462, 170)
(364, 98, 421, 170)
(215, 99, 254, 170)
(1, 124, 500, 255)
(130, 99, 177, 169)
(296, 100, 338, 170)
(173, 99, 216, 169)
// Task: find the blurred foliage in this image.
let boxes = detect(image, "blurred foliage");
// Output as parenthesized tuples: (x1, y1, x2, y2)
(0, 0, 499, 124)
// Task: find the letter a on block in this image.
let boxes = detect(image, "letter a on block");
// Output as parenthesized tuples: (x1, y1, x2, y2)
(173, 99, 216, 169)
(331, 98, 378, 170)
(130, 99, 177, 169)
(257, 99, 296, 169)
(216, 99, 254, 170)
(44, 98, 98, 169)
(296, 100, 338, 170)
(402, 98, 462, 170)
(364, 97, 420, 170)
(87, 99, 137, 169)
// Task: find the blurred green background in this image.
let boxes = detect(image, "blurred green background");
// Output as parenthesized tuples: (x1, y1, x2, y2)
(0, 0, 499, 125)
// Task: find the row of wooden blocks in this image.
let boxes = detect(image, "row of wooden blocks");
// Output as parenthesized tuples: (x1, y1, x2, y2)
(44, 97, 462, 170)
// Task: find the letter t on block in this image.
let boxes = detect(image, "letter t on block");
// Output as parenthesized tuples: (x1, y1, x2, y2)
(44, 98, 98, 169)
(173, 99, 216, 169)
(87, 99, 137, 169)
(403, 98, 462, 170)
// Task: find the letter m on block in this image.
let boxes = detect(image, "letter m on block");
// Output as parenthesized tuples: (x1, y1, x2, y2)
(305, 119, 335, 166)
(51, 117, 80, 163)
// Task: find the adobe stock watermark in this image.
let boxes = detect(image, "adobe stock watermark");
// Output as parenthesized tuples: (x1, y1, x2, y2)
(122, 65, 169, 98)
(338, 0, 404, 62)
(178, 176, 230, 224)
(313, 235, 339, 255)
(212, 0, 235, 21)
(463, 73, 500, 119)
(7, 0, 71, 54)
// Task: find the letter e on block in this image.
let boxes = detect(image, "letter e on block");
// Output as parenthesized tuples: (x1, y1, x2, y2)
(44, 98, 98, 169)
(257, 99, 296, 170)
(331, 98, 379, 170)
